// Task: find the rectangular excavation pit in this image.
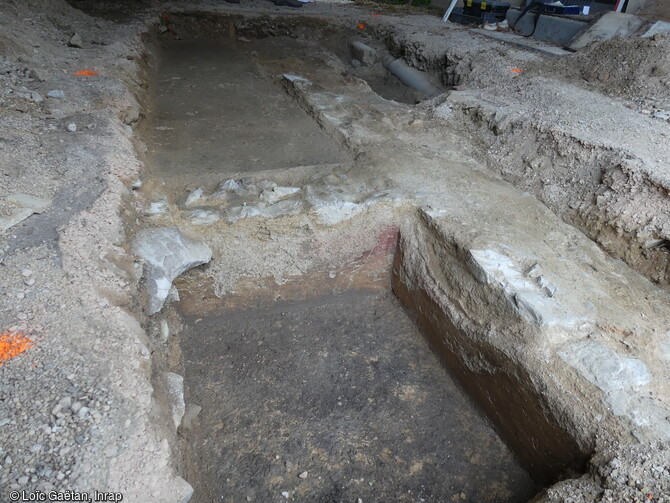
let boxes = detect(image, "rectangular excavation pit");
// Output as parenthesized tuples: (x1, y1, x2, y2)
(138, 14, 589, 502)
(176, 283, 540, 503)
(168, 219, 589, 502)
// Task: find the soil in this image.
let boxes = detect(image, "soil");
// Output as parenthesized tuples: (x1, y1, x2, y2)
(180, 291, 538, 503)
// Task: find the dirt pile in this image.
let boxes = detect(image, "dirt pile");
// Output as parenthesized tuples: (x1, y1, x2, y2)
(529, 35, 670, 111)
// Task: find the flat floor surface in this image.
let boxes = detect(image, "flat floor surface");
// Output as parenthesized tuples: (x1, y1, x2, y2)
(146, 38, 350, 181)
(180, 291, 539, 503)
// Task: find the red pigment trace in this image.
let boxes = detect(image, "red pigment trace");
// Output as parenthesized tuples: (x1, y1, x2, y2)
(75, 69, 99, 76)
(0, 331, 34, 366)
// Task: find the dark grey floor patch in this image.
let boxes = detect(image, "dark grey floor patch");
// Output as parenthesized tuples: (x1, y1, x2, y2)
(180, 291, 539, 503)
(6, 142, 108, 256)
(146, 38, 350, 181)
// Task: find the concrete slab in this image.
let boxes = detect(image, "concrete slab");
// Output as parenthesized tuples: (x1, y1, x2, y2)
(535, 13, 590, 45)
(507, 9, 588, 45)
(640, 19, 670, 37)
(569, 11, 646, 50)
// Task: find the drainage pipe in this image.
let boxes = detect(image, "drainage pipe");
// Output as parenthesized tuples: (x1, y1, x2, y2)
(382, 55, 443, 98)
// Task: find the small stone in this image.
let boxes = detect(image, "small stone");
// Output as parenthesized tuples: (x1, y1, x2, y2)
(123, 106, 141, 125)
(285, 461, 293, 468)
(68, 33, 83, 48)
(5, 456, 12, 465)
(67, 123, 77, 132)
(159, 319, 170, 342)
(18, 475, 28, 485)
(146, 198, 169, 216)
(56, 471, 65, 481)
(104, 445, 118, 458)
(164, 372, 185, 429)
(183, 188, 204, 206)
(46, 90, 65, 99)
(30, 91, 43, 103)
(281, 492, 289, 499)
(259, 186, 301, 205)
(299, 471, 308, 479)
(20, 269, 32, 277)
(181, 403, 202, 430)
(0, 418, 10, 427)
(24, 278, 35, 286)
(186, 209, 219, 226)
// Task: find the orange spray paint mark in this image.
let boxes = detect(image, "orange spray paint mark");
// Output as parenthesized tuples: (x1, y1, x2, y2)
(358, 23, 365, 29)
(75, 69, 99, 76)
(511, 68, 523, 73)
(0, 331, 34, 366)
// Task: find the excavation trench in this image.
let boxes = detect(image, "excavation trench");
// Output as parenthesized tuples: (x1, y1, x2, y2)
(136, 15, 589, 502)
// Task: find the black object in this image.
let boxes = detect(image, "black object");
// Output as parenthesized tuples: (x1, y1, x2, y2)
(272, 0, 303, 7)
(450, 7, 508, 24)
(510, 0, 543, 36)
(462, 0, 511, 16)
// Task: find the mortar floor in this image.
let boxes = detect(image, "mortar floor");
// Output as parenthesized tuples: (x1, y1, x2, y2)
(146, 38, 350, 183)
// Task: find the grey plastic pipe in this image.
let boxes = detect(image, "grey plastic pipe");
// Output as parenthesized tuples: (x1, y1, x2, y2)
(382, 56, 442, 98)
